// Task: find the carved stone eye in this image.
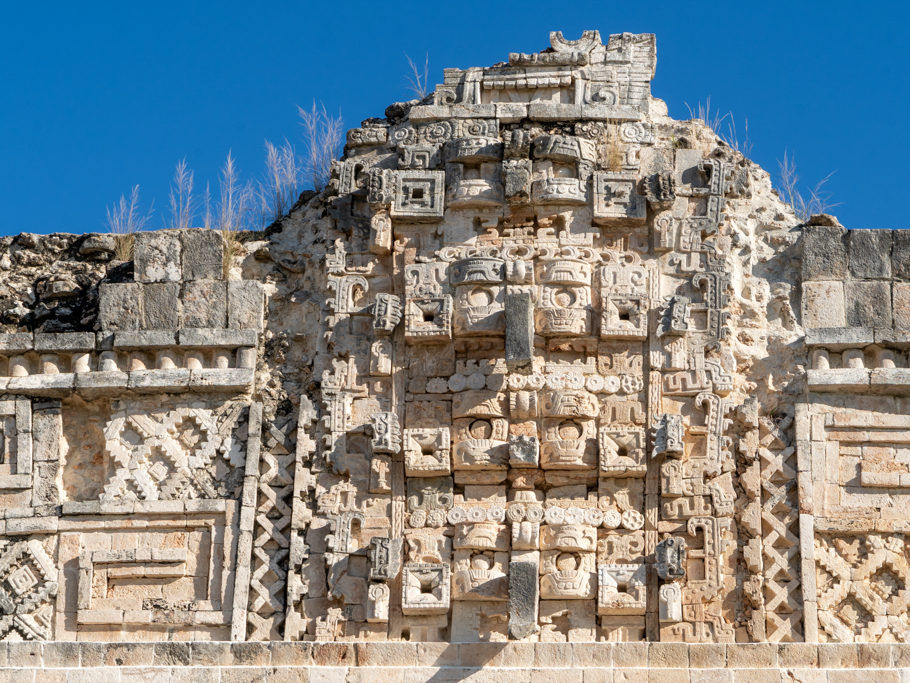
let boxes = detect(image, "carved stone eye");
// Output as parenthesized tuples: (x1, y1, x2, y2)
(556, 552, 580, 571)
(557, 420, 583, 440)
(470, 554, 492, 570)
(469, 419, 493, 440)
(554, 288, 576, 307)
(467, 287, 493, 307)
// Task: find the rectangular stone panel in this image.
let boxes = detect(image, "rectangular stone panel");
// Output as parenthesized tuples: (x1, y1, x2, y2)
(505, 291, 534, 371)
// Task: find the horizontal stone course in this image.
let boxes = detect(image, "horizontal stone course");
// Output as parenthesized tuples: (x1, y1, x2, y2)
(0, 642, 908, 671)
(0, 664, 904, 683)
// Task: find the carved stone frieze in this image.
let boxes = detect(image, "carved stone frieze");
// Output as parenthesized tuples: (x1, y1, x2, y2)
(0, 26, 883, 649)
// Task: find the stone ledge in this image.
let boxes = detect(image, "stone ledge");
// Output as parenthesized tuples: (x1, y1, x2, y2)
(1, 642, 910, 671)
(0, 368, 255, 398)
(0, 329, 259, 354)
(805, 327, 875, 347)
(0, 665, 904, 683)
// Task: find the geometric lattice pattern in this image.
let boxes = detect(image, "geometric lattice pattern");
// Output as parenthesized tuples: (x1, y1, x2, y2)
(758, 414, 803, 642)
(816, 533, 910, 642)
(247, 413, 297, 640)
(0, 539, 57, 640)
(102, 401, 246, 502)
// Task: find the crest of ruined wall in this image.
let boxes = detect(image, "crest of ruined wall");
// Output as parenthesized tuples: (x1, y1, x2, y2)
(0, 29, 900, 646)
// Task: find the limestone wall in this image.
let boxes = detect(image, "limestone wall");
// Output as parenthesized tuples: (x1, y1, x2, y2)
(799, 226, 910, 643)
(0, 29, 902, 658)
(0, 642, 906, 681)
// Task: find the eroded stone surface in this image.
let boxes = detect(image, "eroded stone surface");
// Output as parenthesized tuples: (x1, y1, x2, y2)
(0, 29, 901, 652)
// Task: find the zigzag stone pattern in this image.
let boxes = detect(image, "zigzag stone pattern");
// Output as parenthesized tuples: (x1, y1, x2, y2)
(0, 29, 902, 657)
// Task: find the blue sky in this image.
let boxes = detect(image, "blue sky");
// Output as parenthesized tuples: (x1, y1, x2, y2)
(1, 1, 906, 236)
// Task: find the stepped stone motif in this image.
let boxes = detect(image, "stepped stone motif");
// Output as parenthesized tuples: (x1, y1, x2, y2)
(0, 28, 902, 655)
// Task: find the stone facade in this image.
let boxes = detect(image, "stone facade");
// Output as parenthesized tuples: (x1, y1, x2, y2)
(0, 29, 902, 665)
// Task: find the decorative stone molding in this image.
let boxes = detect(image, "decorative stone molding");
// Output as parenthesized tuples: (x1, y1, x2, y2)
(0, 29, 903, 666)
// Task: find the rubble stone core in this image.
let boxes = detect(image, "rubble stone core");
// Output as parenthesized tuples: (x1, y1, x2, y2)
(0, 29, 903, 664)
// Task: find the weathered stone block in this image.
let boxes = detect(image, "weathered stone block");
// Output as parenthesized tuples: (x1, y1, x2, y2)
(801, 280, 845, 328)
(509, 435, 539, 468)
(355, 642, 419, 667)
(649, 642, 689, 668)
(103, 643, 155, 666)
(34, 332, 95, 351)
(153, 643, 191, 666)
(6, 642, 40, 668)
(856, 643, 891, 668)
(849, 229, 891, 279)
(0, 333, 33, 352)
(42, 642, 80, 667)
(113, 330, 177, 349)
(190, 642, 232, 666)
(726, 644, 777, 668)
(845, 280, 891, 327)
(98, 282, 141, 331)
(805, 326, 874, 347)
(142, 282, 180, 329)
(505, 291, 534, 370)
(310, 643, 355, 666)
(508, 550, 539, 640)
(892, 283, 910, 331)
(688, 643, 726, 668)
(459, 642, 504, 667)
(268, 642, 314, 666)
(229, 642, 270, 666)
(892, 230, 910, 280)
(78, 233, 117, 259)
(612, 642, 648, 667)
(134, 230, 182, 282)
(228, 281, 265, 330)
(178, 328, 257, 347)
(181, 280, 227, 328)
(31, 403, 60, 462)
(801, 225, 847, 281)
(818, 644, 857, 668)
(503, 159, 532, 201)
(181, 229, 224, 280)
(777, 643, 817, 668)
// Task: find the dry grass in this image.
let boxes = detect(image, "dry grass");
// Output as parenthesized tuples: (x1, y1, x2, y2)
(218, 151, 248, 231)
(256, 140, 300, 226)
(686, 97, 753, 157)
(105, 184, 153, 261)
(776, 150, 839, 221)
(105, 102, 343, 238)
(298, 102, 343, 192)
(203, 182, 213, 230)
(215, 151, 251, 276)
(168, 158, 195, 229)
(406, 53, 430, 99)
(221, 229, 243, 278)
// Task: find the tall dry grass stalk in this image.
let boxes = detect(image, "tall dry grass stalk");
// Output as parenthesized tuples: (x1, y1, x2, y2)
(168, 158, 196, 229)
(203, 182, 213, 230)
(217, 151, 250, 277)
(406, 53, 430, 99)
(106, 184, 153, 261)
(257, 140, 301, 227)
(298, 102, 343, 192)
(777, 151, 839, 221)
(686, 97, 753, 157)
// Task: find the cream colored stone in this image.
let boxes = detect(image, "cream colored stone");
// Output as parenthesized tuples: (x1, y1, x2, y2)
(1, 26, 909, 676)
(726, 644, 776, 669)
(613, 643, 648, 668)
